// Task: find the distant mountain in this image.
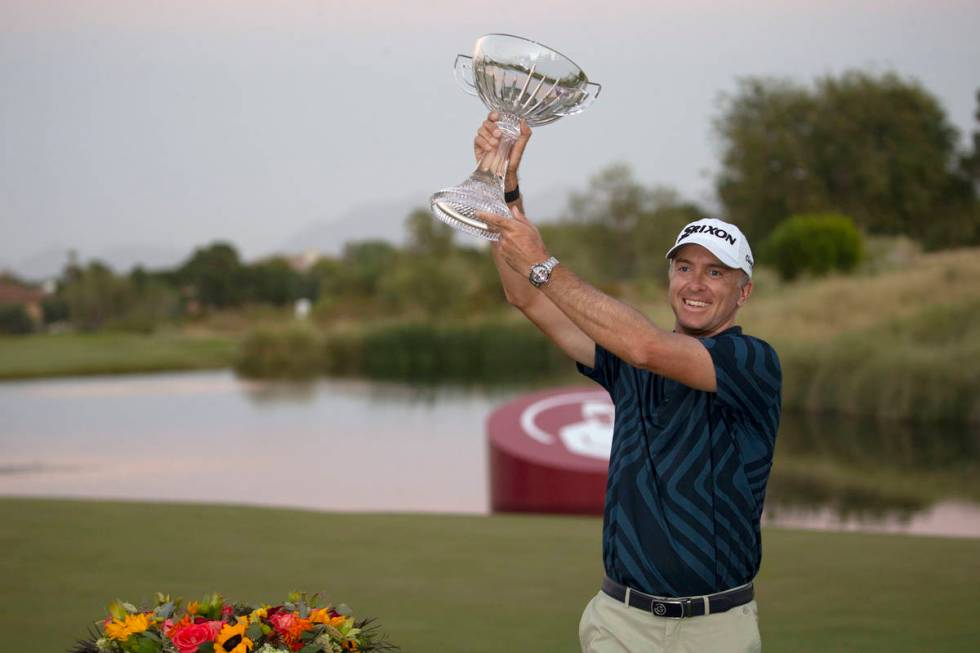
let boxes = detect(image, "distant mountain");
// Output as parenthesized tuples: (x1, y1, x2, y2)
(7, 244, 187, 282)
(276, 185, 573, 258)
(279, 196, 423, 257)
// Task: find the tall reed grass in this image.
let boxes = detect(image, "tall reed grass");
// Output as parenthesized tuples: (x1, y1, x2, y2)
(236, 319, 570, 384)
(777, 300, 980, 422)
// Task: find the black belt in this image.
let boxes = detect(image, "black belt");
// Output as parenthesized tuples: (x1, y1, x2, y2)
(601, 576, 754, 619)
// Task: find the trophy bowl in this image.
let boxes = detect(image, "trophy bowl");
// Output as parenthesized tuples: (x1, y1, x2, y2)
(431, 34, 601, 240)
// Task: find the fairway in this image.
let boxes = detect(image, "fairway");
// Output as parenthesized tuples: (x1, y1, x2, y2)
(0, 332, 238, 380)
(1, 498, 978, 652)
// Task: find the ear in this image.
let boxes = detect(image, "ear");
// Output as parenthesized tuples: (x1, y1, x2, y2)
(736, 281, 753, 307)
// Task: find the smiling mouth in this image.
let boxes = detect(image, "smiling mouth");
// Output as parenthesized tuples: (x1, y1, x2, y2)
(683, 298, 710, 308)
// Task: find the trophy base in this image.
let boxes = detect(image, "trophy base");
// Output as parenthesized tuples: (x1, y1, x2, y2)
(430, 173, 511, 242)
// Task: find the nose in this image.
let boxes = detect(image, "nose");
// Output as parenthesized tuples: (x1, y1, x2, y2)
(689, 272, 710, 290)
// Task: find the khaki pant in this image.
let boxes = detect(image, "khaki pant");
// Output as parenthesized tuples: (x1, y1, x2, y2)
(579, 590, 762, 653)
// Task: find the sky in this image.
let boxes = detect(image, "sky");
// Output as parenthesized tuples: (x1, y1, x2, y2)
(2, 0, 979, 276)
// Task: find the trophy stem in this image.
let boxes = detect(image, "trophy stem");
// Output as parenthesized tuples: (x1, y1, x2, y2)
(430, 113, 521, 241)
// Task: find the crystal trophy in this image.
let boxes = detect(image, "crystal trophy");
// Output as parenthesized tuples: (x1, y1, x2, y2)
(430, 34, 601, 240)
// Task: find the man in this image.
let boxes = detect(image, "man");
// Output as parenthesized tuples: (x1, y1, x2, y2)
(474, 112, 781, 653)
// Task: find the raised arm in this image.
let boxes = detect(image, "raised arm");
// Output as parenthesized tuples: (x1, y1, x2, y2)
(479, 210, 718, 392)
(474, 113, 596, 367)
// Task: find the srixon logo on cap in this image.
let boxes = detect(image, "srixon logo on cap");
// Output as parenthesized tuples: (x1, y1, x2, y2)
(678, 224, 737, 245)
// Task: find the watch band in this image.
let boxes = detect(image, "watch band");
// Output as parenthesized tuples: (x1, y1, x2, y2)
(504, 185, 521, 203)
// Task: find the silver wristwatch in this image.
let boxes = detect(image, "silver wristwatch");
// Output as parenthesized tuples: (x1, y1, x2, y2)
(529, 256, 560, 288)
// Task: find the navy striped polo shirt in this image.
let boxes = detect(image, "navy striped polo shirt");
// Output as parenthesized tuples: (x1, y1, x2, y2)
(577, 326, 781, 598)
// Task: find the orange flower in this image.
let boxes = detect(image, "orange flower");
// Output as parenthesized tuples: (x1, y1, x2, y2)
(166, 614, 193, 639)
(309, 608, 347, 628)
(285, 616, 314, 640)
(268, 612, 314, 652)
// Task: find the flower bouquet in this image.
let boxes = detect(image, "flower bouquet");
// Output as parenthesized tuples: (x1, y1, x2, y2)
(69, 592, 399, 653)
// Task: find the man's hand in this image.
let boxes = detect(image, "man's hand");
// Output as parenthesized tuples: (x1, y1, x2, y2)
(474, 112, 532, 191)
(478, 206, 550, 276)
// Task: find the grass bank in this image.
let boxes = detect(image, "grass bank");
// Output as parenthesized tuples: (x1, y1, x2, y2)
(0, 331, 238, 380)
(1, 498, 977, 652)
(774, 299, 980, 422)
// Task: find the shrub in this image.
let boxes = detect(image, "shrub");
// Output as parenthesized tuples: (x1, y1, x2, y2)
(0, 304, 35, 335)
(41, 296, 69, 325)
(234, 324, 322, 378)
(763, 213, 864, 280)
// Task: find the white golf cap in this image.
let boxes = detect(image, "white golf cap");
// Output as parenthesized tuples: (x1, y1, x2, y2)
(665, 218, 754, 278)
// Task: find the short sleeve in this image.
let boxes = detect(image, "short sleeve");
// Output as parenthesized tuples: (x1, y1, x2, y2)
(702, 333, 782, 422)
(576, 343, 622, 393)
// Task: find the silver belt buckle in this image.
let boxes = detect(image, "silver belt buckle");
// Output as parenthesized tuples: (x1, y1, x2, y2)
(651, 597, 692, 619)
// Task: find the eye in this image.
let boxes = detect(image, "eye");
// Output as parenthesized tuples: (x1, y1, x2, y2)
(709, 269, 722, 277)
(677, 264, 690, 273)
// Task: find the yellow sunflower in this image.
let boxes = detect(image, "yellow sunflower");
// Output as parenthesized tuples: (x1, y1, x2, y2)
(104, 613, 152, 641)
(214, 617, 254, 653)
(309, 608, 348, 628)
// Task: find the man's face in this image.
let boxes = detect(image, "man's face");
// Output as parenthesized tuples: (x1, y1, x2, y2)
(668, 244, 752, 337)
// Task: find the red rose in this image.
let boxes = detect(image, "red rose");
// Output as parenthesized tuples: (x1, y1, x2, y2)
(170, 621, 221, 653)
(269, 611, 297, 634)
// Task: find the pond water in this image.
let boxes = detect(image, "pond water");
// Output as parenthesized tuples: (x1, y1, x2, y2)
(1, 370, 978, 538)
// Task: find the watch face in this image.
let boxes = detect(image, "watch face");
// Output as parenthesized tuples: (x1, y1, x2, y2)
(531, 265, 548, 284)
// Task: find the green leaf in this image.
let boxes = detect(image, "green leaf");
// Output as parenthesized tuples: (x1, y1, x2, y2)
(246, 622, 264, 642)
(107, 600, 128, 620)
(153, 602, 175, 620)
(334, 604, 352, 617)
(195, 643, 215, 653)
(121, 634, 162, 653)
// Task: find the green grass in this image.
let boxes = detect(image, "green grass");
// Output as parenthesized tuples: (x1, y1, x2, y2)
(0, 331, 239, 379)
(1, 498, 978, 652)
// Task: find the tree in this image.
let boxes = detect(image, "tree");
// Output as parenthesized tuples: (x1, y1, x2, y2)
(62, 261, 133, 330)
(405, 208, 455, 257)
(176, 242, 246, 308)
(960, 89, 980, 186)
(715, 71, 977, 248)
(339, 240, 398, 297)
(0, 304, 34, 335)
(562, 164, 705, 283)
(245, 257, 309, 306)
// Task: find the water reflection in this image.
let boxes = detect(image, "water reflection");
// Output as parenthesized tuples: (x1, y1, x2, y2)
(1, 372, 978, 537)
(0, 371, 510, 514)
(764, 411, 980, 535)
